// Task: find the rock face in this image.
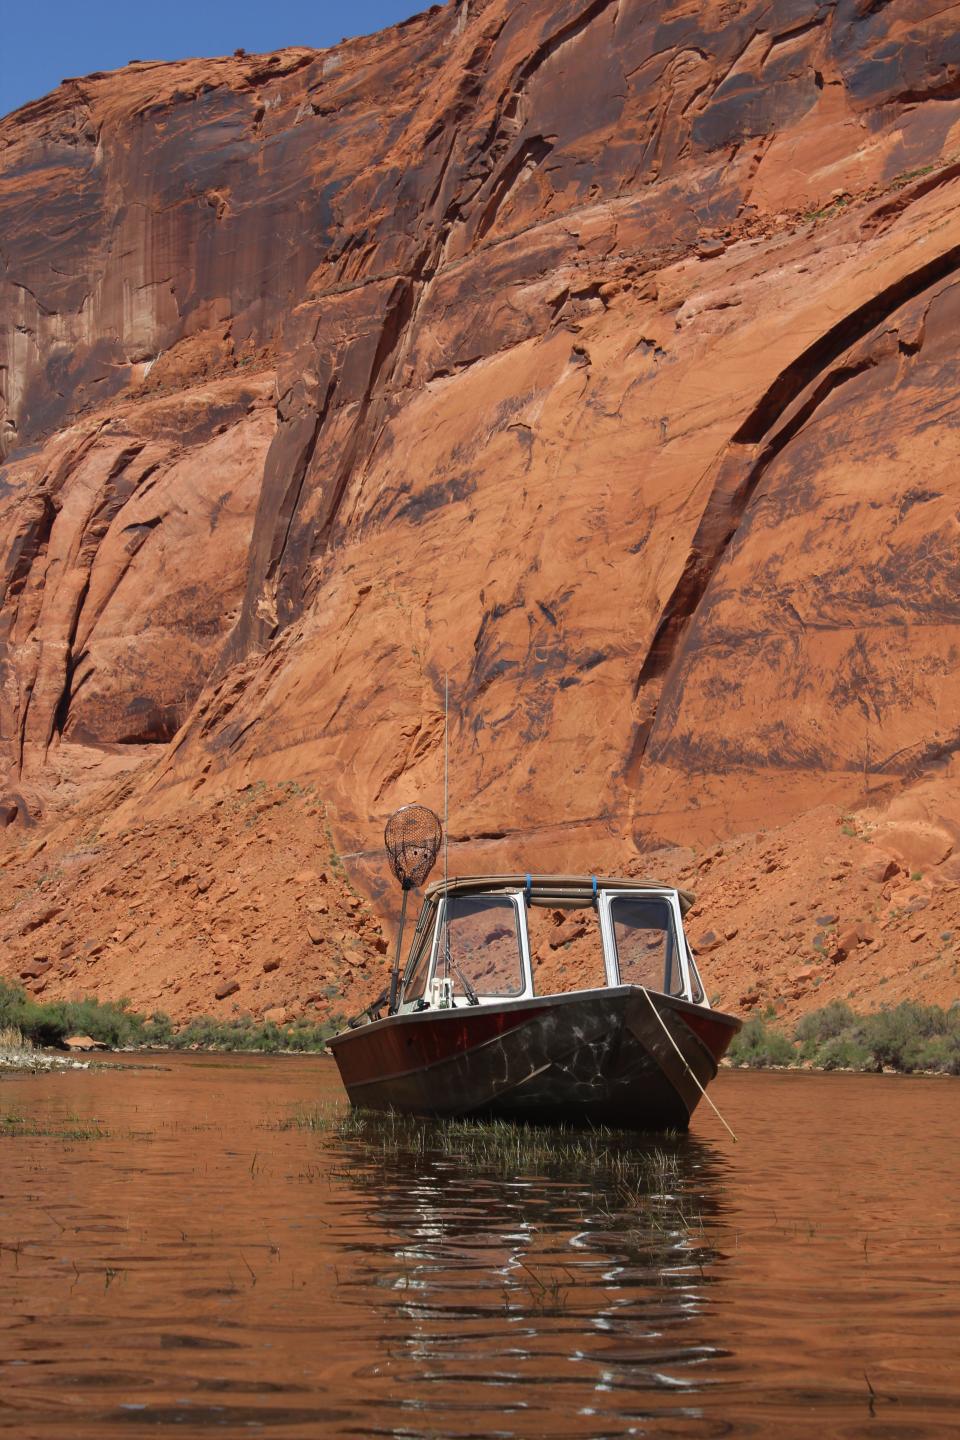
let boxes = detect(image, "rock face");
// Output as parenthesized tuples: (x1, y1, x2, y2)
(4, 0, 960, 1016)
(0, 377, 273, 815)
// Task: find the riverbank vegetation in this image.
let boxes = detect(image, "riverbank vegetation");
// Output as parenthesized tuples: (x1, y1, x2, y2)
(728, 1000, 960, 1074)
(2, 979, 958, 1072)
(0, 980, 341, 1054)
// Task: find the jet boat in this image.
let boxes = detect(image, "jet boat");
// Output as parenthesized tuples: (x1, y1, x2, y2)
(328, 872, 740, 1130)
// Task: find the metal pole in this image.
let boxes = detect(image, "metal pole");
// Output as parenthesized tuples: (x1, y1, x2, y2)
(443, 673, 450, 979)
(388, 885, 410, 1014)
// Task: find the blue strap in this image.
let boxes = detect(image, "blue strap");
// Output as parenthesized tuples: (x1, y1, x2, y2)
(524, 874, 532, 905)
(591, 875, 598, 906)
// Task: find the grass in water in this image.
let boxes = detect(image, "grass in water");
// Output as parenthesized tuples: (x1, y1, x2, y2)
(1, 1109, 109, 1141)
(276, 1103, 686, 1184)
(728, 1000, 960, 1074)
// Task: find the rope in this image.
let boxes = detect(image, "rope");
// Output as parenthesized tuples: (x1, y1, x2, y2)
(640, 986, 737, 1142)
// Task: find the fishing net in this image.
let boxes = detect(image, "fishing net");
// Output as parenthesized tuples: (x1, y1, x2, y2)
(384, 804, 442, 889)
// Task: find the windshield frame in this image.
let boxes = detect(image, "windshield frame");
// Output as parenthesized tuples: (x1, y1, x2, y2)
(398, 889, 533, 1009)
(436, 890, 532, 1001)
(598, 887, 696, 1001)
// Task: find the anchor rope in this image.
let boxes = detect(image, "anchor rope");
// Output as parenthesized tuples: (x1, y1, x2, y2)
(640, 986, 738, 1143)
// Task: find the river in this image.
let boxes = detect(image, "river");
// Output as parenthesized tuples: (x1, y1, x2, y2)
(1, 1057, 957, 1437)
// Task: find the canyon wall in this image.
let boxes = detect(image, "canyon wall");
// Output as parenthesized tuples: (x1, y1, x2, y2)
(3, 0, 960, 1016)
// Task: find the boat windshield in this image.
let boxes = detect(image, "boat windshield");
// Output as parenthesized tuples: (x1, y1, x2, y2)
(526, 903, 606, 994)
(440, 894, 524, 997)
(610, 895, 684, 996)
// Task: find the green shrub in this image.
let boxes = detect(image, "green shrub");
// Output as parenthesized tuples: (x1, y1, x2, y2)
(728, 1013, 797, 1068)
(0, 980, 147, 1047)
(167, 1013, 339, 1052)
(813, 1035, 874, 1071)
(0, 980, 27, 1031)
(789, 1000, 960, 1073)
(144, 1011, 175, 1045)
(912, 1032, 960, 1076)
(859, 1002, 950, 1071)
(795, 1000, 857, 1052)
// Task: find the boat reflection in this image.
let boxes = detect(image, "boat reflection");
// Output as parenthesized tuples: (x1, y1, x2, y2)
(323, 1113, 735, 1436)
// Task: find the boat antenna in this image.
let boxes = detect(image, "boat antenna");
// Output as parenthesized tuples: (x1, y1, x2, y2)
(384, 803, 442, 1013)
(443, 673, 450, 978)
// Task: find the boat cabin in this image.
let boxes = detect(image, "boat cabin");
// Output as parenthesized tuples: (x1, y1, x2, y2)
(396, 874, 706, 1013)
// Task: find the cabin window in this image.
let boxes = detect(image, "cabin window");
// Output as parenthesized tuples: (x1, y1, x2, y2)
(526, 903, 606, 995)
(440, 894, 523, 997)
(402, 919, 434, 1003)
(610, 896, 683, 995)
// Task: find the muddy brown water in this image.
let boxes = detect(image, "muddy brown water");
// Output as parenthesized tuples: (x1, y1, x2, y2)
(1, 1057, 958, 1438)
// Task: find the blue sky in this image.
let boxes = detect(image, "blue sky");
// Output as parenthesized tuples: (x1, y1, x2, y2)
(1, 0, 424, 118)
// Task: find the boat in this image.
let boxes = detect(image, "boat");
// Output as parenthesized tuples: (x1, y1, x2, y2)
(328, 869, 741, 1130)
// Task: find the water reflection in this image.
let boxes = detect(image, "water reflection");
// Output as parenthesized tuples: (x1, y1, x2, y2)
(321, 1113, 733, 1435)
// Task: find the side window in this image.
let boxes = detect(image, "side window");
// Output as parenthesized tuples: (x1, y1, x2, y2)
(401, 920, 434, 1003)
(610, 897, 683, 996)
(441, 894, 523, 996)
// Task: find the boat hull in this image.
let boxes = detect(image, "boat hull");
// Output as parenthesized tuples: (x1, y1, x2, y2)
(327, 987, 740, 1130)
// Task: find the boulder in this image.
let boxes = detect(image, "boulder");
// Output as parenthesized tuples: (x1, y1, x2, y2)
(861, 857, 901, 885)
(214, 978, 240, 1000)
(63, 1035, 101, 1052)
(18, 959, 51, 979)
(833, 928, 861, 960)
(695, 931, 723, 953)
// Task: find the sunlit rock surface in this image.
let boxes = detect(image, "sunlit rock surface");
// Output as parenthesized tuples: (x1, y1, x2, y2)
(3, 0, 960, 1018)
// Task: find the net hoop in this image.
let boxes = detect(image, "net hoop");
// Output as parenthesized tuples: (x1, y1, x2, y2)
(384, 804, 442, 890)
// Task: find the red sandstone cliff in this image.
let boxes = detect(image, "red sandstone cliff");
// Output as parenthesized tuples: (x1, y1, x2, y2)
(3, 0, 960, 1023)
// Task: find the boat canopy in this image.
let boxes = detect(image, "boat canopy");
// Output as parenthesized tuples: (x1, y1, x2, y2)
(394, 873, 705, 1014)
(423, 873, 696, 915)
